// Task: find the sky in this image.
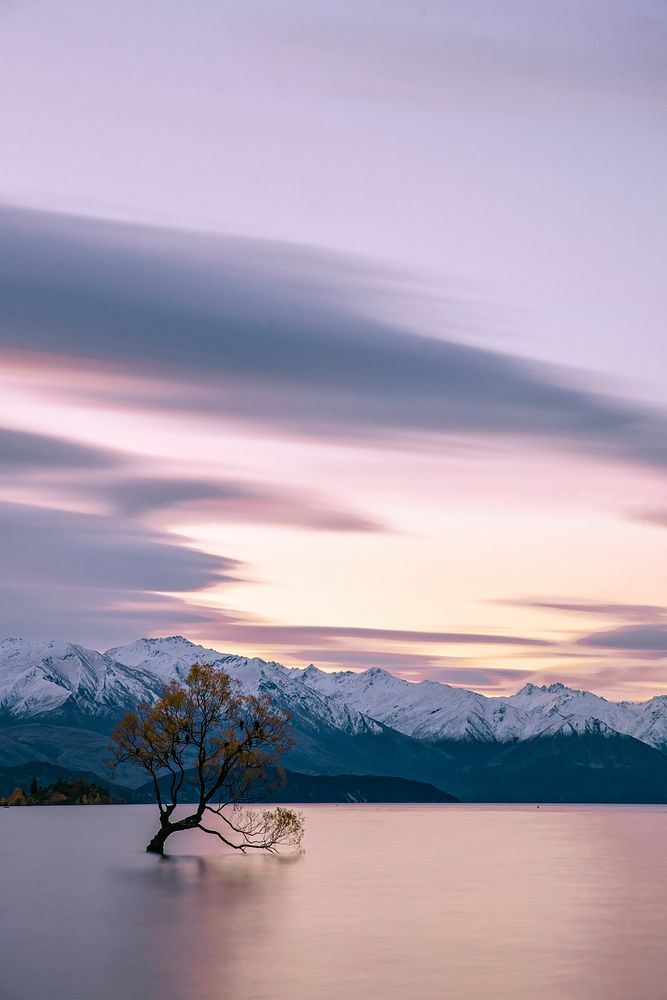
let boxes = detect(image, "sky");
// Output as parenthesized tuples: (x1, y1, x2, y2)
(0, 0, 666, 699)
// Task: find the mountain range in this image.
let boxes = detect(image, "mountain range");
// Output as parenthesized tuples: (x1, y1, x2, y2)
(2, 635, 667, 802)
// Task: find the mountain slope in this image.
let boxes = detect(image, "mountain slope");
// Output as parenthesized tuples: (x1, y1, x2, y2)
(455, 724, 667, 803)
(295, 666, 667, 752)
(0, 638, 464, 795)
(296, 665, 530, 742)
(5, 634, 667, 755)
(0, 638, 163, 725)
(4, 635, 667, 802)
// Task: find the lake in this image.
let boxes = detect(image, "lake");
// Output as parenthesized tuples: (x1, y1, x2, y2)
(2, 804, 667, 999)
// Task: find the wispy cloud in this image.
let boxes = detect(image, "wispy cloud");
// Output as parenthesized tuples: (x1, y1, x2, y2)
(0, 584, 230, 649)
(93, 475, 386, 532)
(0, 501, 237, 592)
(0, 427, 120, 471)
(503, 597, 667, 621)
(578, 623, 667, 653)
(630, 509, 667, 530)
(0, 501, 241, 644)
(4, 206, 667, 471)
(191, 622, 553, 649)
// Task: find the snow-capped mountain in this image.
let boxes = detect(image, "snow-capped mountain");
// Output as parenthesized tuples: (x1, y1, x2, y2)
(297, 666, 667, 752)
(105, 636, 246, 683)
(107, 636, 381, 737)
(295, 665, 530, 743)
(0, 638, 164, 721)
(104, 637, 444, 789)
(2, 635, 667, 755)
(504, 681, 667, 745)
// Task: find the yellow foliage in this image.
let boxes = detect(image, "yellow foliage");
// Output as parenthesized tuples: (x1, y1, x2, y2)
(109, 661, 303, 854)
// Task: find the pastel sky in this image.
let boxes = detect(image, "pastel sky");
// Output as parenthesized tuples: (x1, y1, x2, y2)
(1, 0, 666, 698)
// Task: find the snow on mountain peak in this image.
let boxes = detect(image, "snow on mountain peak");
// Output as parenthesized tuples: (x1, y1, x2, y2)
(3, 635, 667, 754)
(0, 637, 161, 719)
(516, 681, 572, 697)
(106, 636, 239, 682)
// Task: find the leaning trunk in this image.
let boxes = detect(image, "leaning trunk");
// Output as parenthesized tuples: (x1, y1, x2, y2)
(146, 809, 203, 854)
(146, 824, 173, 855)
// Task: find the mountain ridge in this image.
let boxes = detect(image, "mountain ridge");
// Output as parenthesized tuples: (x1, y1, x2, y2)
(3, 636, 667, 803)
(2, 634, 667, 751)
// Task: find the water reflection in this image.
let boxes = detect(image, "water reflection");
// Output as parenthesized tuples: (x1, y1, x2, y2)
(2, 804, 667, 1000)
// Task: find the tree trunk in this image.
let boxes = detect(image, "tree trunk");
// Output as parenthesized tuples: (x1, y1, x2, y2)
(146, 824, 173, 855)
(146, 808, 204, 854)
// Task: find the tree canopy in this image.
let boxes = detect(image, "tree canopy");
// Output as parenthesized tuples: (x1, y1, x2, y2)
(109, 662, 304, 855)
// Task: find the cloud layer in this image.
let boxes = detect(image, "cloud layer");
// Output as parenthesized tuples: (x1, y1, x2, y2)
(4, 206, 667, 469)
(0, 501, 239, 592)
(97, 476, 385, 532)
(506, 598, 667, 621)
(0, 428, 119, 471)
(1, 206, 666, 691)
(0, 499, 246, 646)
(579, 624, 667, 653)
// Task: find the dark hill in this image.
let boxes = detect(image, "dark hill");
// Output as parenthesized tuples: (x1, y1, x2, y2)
(263, 770, 458, 803)
(440, 728, 667, 803)
(134, 766, 458, 804)
(0, 760, 458, 804)
(0, 761, 132, 801)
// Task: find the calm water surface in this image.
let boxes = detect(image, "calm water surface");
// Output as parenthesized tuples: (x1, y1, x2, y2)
(2, 804, 667, 1000)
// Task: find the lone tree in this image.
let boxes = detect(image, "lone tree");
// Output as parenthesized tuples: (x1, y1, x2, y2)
(109, 662, 304, 855)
